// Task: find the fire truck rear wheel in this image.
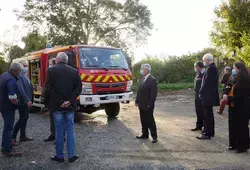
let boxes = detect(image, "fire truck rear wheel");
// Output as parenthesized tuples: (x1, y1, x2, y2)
(30, 106, 41, 114)
(105, 103, 120, 118)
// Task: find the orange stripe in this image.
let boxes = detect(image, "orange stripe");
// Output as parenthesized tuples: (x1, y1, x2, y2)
(102, 75, 110, 82)
(118, 75, 125, 81)
(82, 75, 89, 82)
(111, 75, 119, 82)
(94, 75, 102, 82)
(122, 75, 127, 81)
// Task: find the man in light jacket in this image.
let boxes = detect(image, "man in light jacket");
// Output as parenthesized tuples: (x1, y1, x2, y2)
(12, 60, 34, 145)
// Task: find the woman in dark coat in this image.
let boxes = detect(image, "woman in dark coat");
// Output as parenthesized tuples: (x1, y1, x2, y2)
(223, 62, 250, 153)
(223, 75, 237, 151)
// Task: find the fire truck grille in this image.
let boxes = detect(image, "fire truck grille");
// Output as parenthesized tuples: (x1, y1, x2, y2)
(95, 82, 125, 88)
(97, 91, 124, 95)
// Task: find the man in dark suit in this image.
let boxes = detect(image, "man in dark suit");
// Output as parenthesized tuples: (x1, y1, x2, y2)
(197, 54, 220, 140)
(42, 59, 57, 142)
(45, 52, 82, 163)
(12, 60, 34, 145)
(191, 62, 205, 131)
(135, 64, 158, 143)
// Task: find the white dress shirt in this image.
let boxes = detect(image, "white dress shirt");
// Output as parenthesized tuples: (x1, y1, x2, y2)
(143, 74, 150, 84)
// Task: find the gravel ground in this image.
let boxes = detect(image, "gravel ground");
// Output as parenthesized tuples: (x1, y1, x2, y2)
(0, 90, 250, 170)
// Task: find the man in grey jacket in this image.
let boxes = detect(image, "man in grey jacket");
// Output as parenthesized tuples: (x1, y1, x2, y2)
(12, 60, 34, 145)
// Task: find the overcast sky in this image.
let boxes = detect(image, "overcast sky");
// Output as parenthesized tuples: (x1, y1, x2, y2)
(0, 0, 222, 62)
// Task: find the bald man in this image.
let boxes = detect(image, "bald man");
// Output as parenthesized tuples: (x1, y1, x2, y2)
(45, 52, 82, 163)
(0, 63, 22, 157)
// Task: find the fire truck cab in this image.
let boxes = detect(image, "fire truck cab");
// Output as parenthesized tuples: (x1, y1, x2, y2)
(13, 45, 133, 117)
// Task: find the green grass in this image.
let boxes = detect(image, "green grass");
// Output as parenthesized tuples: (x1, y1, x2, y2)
(132, 82, 194, 92)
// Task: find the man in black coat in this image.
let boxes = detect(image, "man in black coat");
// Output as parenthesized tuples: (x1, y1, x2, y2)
(197, 53, 220, 140)
(135, 64, 158, 143)
(45, 52, 82, 163)
(191, 62, 205, 131)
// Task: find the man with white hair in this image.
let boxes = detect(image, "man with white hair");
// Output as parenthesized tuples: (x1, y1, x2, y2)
(135, 63, 158, 143)
(12, 60, 34, 145)
(45, 52, 82, 163)
(197, 53, 220, 140)
(0, 63, 22, 157)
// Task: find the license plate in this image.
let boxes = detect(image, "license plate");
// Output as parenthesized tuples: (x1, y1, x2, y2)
(107, 95, 116, 100)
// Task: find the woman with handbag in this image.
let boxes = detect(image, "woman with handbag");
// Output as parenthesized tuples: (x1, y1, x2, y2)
(223, 74, 236, 151)
(223, 62, 250, 153)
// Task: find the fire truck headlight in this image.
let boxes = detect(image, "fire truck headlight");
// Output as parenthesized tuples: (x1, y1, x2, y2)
(81, 82, 93, 94)
(126, 80, 133, 92)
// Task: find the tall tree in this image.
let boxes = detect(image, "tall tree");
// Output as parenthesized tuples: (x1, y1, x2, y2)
(210, 0, 250, 56)
(0, 56, 8, 74)
(235, 32, 250, 66)
(22, 32, 47, 52)
(18, 0, 153, 51)
(0, 44, 26, 63)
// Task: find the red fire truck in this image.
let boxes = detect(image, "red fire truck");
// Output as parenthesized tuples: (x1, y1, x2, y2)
(13, 45, 133, 117)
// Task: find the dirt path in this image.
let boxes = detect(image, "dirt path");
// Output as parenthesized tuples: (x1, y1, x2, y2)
(0, 90, 250, 170)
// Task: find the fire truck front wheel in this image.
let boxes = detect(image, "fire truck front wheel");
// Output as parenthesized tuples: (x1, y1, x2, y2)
(30, 106, 41, 113)
(105, 103, 120, 118)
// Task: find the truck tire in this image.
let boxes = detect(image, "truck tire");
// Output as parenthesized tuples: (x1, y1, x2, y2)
(30, 106, 41, 113)
(105, 103, 120, 118)
(74, 112, 82, 123)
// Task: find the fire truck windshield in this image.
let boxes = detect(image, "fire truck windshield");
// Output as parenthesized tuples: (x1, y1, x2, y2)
(79, 47, 129, 70)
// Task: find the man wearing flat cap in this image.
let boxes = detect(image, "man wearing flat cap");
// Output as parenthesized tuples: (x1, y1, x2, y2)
(135, 64, 158, 143)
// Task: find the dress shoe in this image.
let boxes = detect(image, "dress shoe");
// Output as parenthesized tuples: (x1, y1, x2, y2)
(50, 156, 64, 163)
(4, 151, 22, 157)
(216, 110, 222, 114)
(236, 149, 248, 153)
(20, 137, 34, 142)
(152, 139, 158, 143)
(12, 139, 18, 146)
(201, 132, 214, 137)
(44, 135, 55, 142)
(191, 127, 202, 131)
(196, 135, 211, 140)
(136, 135, 149, 139)
(69, 155, 79, 163)
(228, 146, 236, 150)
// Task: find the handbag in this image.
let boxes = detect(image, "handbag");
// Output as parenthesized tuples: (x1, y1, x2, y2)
(228, 84, 235, 107)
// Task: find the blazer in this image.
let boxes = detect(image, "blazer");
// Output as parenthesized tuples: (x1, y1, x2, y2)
(135, 75, 158, 110)
(45, 62, 82, 112)
(194, 71, 204, 95)
(0, 72, 18, 112)
(199, 62, 220, 107)
(16, 73, 34, 105)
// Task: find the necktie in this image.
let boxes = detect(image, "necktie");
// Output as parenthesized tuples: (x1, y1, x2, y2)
(142, 77, 145, 85)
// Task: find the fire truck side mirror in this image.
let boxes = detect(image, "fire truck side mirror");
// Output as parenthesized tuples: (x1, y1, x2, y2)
(65, 50, 76, 57)
(66, 50, 77, 69)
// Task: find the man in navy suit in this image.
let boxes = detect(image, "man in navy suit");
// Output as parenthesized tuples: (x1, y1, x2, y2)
(12, 60, 34, 144)
(197, 54, 220, 140)
(135, 64, 158, 143)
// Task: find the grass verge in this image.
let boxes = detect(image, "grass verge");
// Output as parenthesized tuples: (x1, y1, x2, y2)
(132, 82, 194, 92)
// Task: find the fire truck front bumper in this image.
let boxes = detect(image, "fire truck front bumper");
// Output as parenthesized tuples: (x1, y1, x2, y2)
(79, 92, 133, 105)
